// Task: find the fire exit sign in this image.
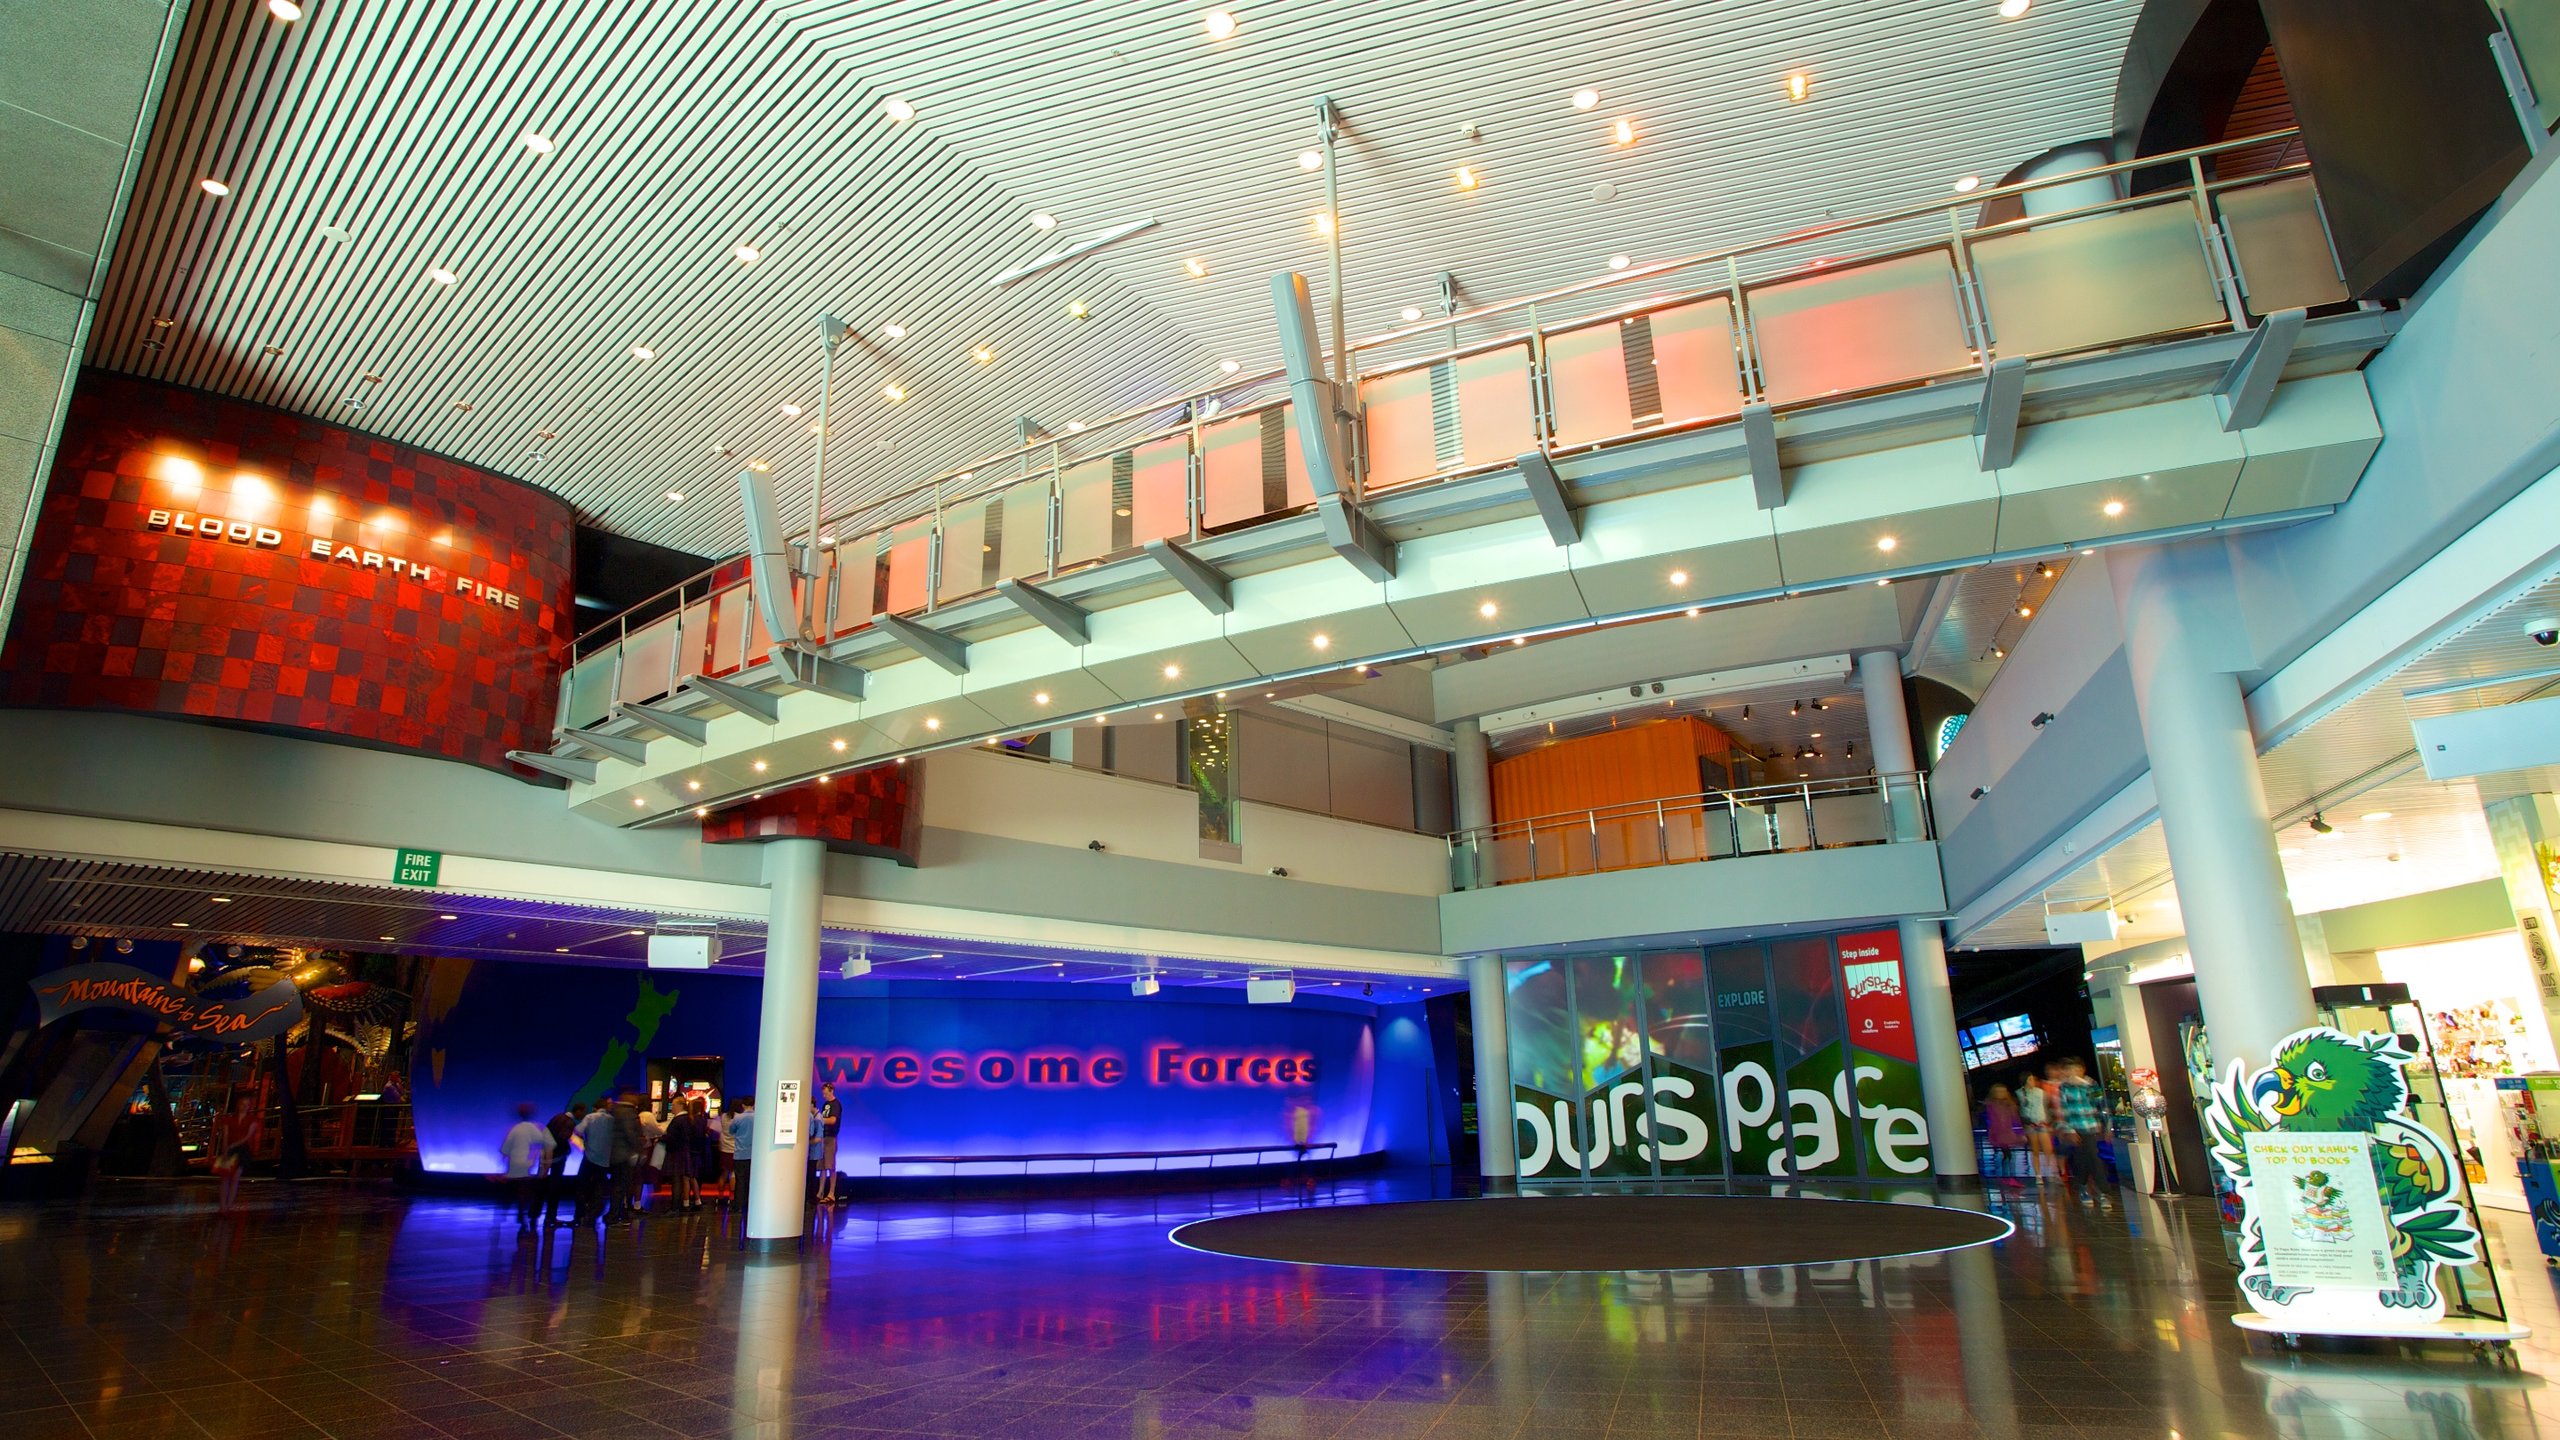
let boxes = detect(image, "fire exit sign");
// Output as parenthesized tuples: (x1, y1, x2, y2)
(392, 848, 442, 887)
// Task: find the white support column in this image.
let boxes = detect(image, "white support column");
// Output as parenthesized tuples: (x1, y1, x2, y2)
(1900, 918, 1980, 1186)
(2111, 544, 2317, 1071)
(1856, 649, 1924, 840)
(748, 836, 824, 1249)
(1467, 951, 1517, 1192)
(1452, 716, 1491, 887)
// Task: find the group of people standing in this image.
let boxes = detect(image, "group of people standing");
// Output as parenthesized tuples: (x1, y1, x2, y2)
(1979, 1057, 2115, 1211)
(499, 1091, 756, 1229)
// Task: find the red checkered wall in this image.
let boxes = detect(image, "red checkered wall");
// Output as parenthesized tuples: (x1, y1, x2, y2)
(700, 763, 921, 864)
(0, 371, 575, 775)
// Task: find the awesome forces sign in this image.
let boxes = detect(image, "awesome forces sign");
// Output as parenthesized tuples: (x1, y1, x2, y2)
(1508, 929, 1933, 1180)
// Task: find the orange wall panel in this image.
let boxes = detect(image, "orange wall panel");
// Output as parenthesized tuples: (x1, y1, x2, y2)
(1491, 718, 1738, 824)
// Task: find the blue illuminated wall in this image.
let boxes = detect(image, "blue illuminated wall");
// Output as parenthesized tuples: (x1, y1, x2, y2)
(411, 959, 1429, 1176)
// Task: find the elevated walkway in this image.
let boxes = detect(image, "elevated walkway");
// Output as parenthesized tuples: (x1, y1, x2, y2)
(528, 135, 2390, 828)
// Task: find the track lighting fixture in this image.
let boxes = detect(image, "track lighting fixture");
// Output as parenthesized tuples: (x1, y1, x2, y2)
(2308, 813, 2334, 835)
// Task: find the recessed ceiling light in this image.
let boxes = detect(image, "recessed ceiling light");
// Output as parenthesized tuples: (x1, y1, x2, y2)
(632, 796, 647, 807)
(199, 178, 231, 197)
(1400, 306, 1423, 322)
(1183, 257, 1208, 278)
(1612, 118, 1636, 146)
(2361, 810, 2393, 822)
(2103, 499, 2126, 517)
(1219, 359, 1240, 374)
(881, 383, 905, 402)
(209, 896, 232, 904)
(664, 489, 684, 503)
(267, 0, 302, 19)
(1787, 72, 1810, 103)
(685, 779, 701, 791)
(1512, 636, 1527, 645)
(831, 737, 848, 752)
(1034, 691, 1051, 705)
(439, 913, 457, 921)
(882, 96, 915, 123)
(172, 920, 191, 928)
(1454, 166, 1479, 191)
(1030, 212, 1057, 230)
(1154, 712, 1166, 721)
(1163, 663, 1181, 679)
(1311, 633, 1331, 650)
(1066, 299, 1089, 319)
(1311, 212, 1336, 237)
(630, 345, 655, 361)
(778, 402, 802, 417)
(1608, 255, 1631, 271)
(1875, 535, 1898, 552)
(971, 345, 995, 364)
(2017, 604, 2035, 618)
(427, 266, 456, 285)
(732, 244, 760, 264)
(924, 717, 941, 731)
(882, 322, 907, 339)
(522, 132, 555, 155)
(1478, 600, 1498, 618)
(1998, 0, 2031, 16)
(1203, 8, 1236, 40)
(1298, 150, 1322, 171)
(1571, 88, 1600, 110)
(1669, 569, 1689, 586)
(1953, 175, 1982, 193)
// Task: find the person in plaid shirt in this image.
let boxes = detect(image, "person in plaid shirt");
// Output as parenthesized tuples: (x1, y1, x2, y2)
(2055, 1058, 2113, 1211)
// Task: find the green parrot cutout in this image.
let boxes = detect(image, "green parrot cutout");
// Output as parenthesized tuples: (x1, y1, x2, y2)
(2204, 1026, 2481, 1322)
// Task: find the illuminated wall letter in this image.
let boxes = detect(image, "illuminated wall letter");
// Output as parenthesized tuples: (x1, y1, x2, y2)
(1187, 1055, 1218, 1084)
(1152, 1047, 1183, 1084)
(1247, 1057, 1273, 1083)
(309, 539, 333, 559)
(977, 1054, 1014, 1085)
(256, 528, 283, 547)
(226, 521, 253, 542)
(881, 1055, 918, 1085)
(1025, 1055, 1081, 1085)
(928, 1055, 965, 1086)
(1273, 1058, 1298, 1083)
(1090, 1054, 1125, 1085)
(1297, 1057, 1318, 1083)
(145, 510, 170, 529)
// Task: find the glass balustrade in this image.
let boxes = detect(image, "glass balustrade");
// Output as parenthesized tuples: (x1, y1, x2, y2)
(1444, 772, 1932, 891)
(560, 131, 2349, 742)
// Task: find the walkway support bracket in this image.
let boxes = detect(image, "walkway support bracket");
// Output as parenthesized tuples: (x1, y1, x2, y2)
(1973, 356, 2027, 471)
(874, 613, 970, 676)
(1274, 270, 1399, 580)
(1516, 450, 1580, 545)
(619, 702, 707, 746)
(682, 673, 782, 725)
(995, 578, 1091, 646)
(1142, 538, 1233, 614)
(775, 647, 866, 700)
(2217, 307, 2306, 433)
(566, 726, 649, 764)
(509, 749, 598, 783)
(1742, 403, 1784, 509)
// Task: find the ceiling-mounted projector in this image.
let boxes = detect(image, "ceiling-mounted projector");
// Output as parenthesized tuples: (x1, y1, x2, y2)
(1130, 973, 1161, 997)
(839, 947, 872, 980)
(647, 926, 720, 970)
(1245, 976, 1295, 1005)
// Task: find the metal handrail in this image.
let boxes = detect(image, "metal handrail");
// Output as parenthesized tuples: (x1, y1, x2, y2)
(565, 127, 2317, 663)
(1444, 770, 1930, 848)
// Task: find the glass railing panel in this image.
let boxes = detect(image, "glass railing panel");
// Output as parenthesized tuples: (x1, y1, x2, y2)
(1359, 345, 1538, 492)
(2216, 175, 2348, 316)
(1545, 318, 1638, 448)
(2498, 0, 2560, 130)
(1062, 437, 1197, 567)
(826, 537, 879, 636)
(1549, 299, 1749, 448)
(1745, 247, 1974, 409)
(1969, 199, 2227, 359)
(708, 581, 753, 675)
(561, 649, 618, 732)
(881, 518, 932, 614)
(1653, 297, 1748, 430)
(615, 612, 680, 706)
(937, 494, 992, 604)
(676, 597, 710, 678)
(1201, 404, 1311, 530)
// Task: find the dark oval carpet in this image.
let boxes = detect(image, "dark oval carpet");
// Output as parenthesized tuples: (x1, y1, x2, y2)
(1171, 1195, 2011, 1272)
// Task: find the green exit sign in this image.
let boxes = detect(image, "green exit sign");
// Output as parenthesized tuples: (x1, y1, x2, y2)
(392, 848, 442, 887)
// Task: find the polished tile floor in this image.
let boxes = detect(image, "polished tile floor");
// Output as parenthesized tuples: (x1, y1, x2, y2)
(4, 1175, 2558, 1440)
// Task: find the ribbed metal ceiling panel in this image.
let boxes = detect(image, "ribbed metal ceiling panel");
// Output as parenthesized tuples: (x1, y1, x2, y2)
(93, 0, 2142, 557)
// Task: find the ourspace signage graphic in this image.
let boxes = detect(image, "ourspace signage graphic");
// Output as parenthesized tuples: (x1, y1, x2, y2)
(1506, 928, 1933, 1181)
(409, 963, 1396, 1175)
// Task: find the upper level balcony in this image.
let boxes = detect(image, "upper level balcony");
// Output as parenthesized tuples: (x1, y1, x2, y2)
(519, 131, 2392, 826)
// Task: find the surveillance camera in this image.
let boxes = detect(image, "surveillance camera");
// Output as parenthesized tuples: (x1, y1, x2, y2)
(1269, 866, 1289, 878)
(1087, 839, 1106, 851)
(2528, 618, 2560, 647)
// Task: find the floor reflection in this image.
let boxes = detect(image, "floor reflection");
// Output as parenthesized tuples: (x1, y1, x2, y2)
(4, 1175, 2560, 1438)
